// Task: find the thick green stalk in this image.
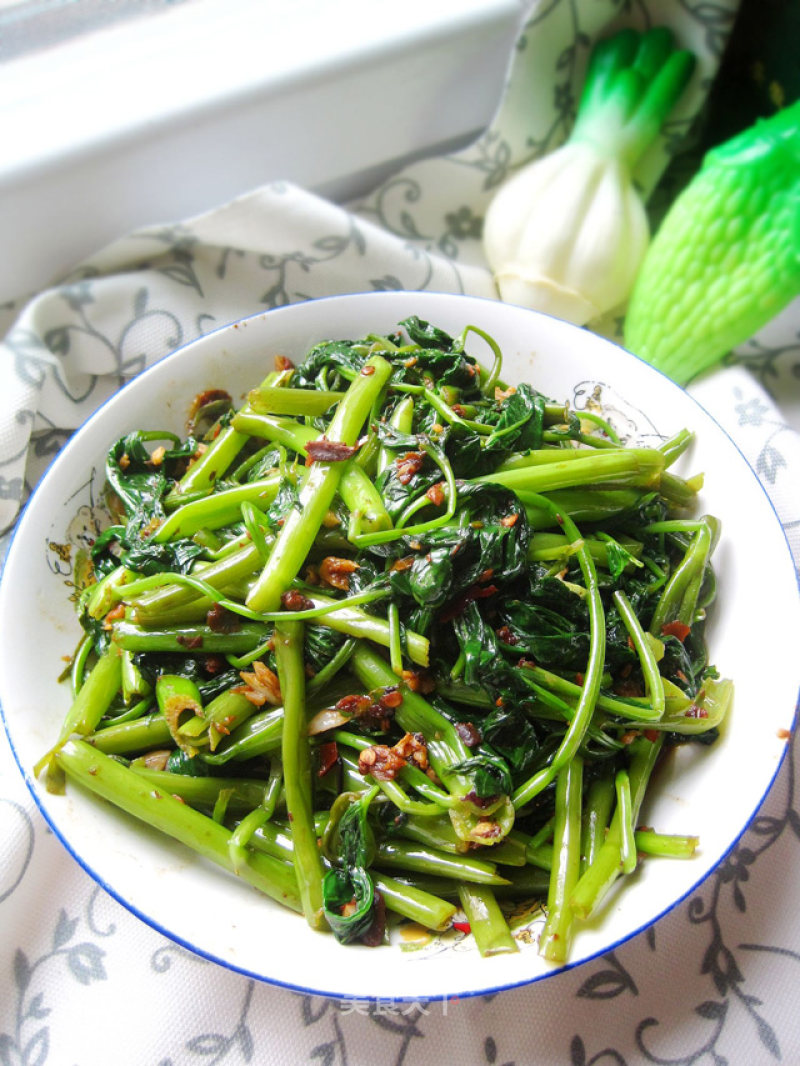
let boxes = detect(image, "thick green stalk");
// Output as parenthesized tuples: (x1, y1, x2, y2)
(247, 355, 392, 612)
(474, 448, 664, 494)
(247, 826, 457, 931)
(613, 589, 665, 719)
(274, 619, 326, 930)
(114, 620, 270, 656)
(300, 593, 428, 667)
(373, 873, 457, 932)
(458, 884, 518, 957)
(571, 734, 663, 920)
(56, 645, 123, 745)
(128, 766, 269, 811)
(635, 830, 699, 858)
(56, 740, 301, 910)
(581, 772, 615, 873)
(374, 840, 510, 886)
(246, 385, 345, 416)
(201, 705, 284, 764)
(155, 673, 206, 753)
(523, 487, 645, 529)
(130, 542, 263, 622)
(512, 499, 606, 809)
(166, 424, 248, 506)
(615, 769, 638, 875)
(231, 411, 316, 453)
(204, 689, 257, 751)
(87, 713, 172, 755)
(154, 477, 281, 541)
(539, 756, 584, 963)
(166, 367, 291, 506)
(377, 394, 414, 476)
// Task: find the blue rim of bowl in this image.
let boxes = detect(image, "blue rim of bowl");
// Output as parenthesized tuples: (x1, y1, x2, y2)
(1, 290, 798, 1002)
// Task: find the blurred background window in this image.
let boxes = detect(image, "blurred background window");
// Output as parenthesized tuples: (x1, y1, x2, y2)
(0, 0, 195, 62)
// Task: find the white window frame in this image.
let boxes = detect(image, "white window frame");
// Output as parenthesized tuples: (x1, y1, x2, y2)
(0, 0, 524, 304)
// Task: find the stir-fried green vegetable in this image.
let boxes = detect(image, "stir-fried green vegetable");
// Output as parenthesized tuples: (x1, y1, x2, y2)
(41, 316, 731, 963)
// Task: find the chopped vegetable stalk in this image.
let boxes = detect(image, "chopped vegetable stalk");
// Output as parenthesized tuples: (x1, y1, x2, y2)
(274, 620, 326, 930)
(57, 740, 302, 910)
(457, 884, 518, 957)
(246, 355, 392, 612)
(539, 756, 583, 963)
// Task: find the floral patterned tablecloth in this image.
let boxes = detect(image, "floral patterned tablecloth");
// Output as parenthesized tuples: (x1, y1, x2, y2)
(2, 1, 800, 1063)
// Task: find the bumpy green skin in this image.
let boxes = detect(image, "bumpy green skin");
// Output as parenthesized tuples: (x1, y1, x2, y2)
(625, 100, 800, 384)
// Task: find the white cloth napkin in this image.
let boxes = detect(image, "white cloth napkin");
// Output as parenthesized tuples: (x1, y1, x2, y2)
(4, 1, 800, 1063)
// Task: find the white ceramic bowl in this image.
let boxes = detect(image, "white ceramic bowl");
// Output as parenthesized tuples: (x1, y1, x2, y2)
(1, 291, 798, 1002)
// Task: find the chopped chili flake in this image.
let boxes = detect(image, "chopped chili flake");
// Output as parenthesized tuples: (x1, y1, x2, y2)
(500, 514, 518, 528)
(661, 620, 691, 643)
(103, 603, 126, 630)
(306, 438, 361, 462)
(361, 364, 376, 376)
(396, 451, 425, 485)
(275, 355, 295, 371)
(176, 633, 203, 649)
(425, 482, 446, 507)
(496, 625, 518, 646)
(439, 583, 498, 623)
(206, 603, 241, 633)
(400, 668, 436, 694)
(317, 741, 340, 778)
(684, 705, 708, 719)
(452, 920, 471, 934)
(203, 655, 226, 675)
(378, 686, 403, 710)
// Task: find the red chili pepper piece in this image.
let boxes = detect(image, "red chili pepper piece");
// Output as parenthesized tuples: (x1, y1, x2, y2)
(661, 620, 691, 643)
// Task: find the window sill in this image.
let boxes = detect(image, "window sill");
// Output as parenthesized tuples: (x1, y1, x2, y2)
(0, 0, 523, 304)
